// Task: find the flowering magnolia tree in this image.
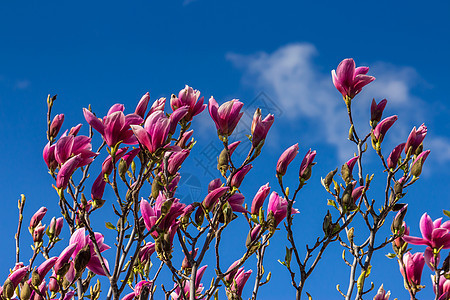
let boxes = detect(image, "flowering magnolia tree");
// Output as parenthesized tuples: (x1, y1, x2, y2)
(1, 58, 445, 300)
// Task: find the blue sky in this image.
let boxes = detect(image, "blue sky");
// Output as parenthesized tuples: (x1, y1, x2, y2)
(1, 0, 449, 299)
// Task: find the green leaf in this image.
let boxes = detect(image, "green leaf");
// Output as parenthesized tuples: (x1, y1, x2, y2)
(386, 253, 397, 259)
(105, 222, 116, 230)
(327, 199, 338, 209)
(444, 210, 450, 218)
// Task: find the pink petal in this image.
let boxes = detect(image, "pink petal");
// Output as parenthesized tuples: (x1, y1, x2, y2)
(83, 108, 104, 136)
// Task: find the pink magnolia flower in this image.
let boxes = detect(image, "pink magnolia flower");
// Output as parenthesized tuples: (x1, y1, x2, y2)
(208, 178, 223, 193)
(139, 242, 156, 264)
(49, 217, 64, 238)
(251, 109, 274, 147)
(134, 92, 150, 119)
(149, 97, 166, 116)
(251, 183, 271, 215)
(83, 104, 143, 147)
(400, 252, 425, 286)
(176, 129, 194, 148)
(49, 114, 65, 139)
(434, 275, 450, 300)
(171, 265, 207, 300)
(30, 207, 47, 229)
(370, 99, 388, 125)
(54, 244, 77, 274)
(227, 267, 252, 298)
(299, 149, 316, 179)
(140, 194, 186, 236)
(403, 213, 450, 249)
(276, 144, 299, 176)
(202, 186, 229, 210)
(387, 143, 405, 170)
(33, 225, 46, 243)
(405, 124, 427, 155)
(208, 97, 244, 137)
(44, 134, 97, 171)
(167, 149, 190, 175)
(130, 110, 171, 153)
(372, 115, 398, 144)
(169, 106, 189, 134)
(331, 58, 375, 99)
(267, 192, 297, 227)
(6, 265, 29, 288)
(56, 154, 83, 189)
(230, 164, 252, 188)
(69, 228, 111, 276)
(36, 257, 58, 279)
(373, 284, 391, 300)
(227, 193, 247, 213)
(170, 85, 206, 121)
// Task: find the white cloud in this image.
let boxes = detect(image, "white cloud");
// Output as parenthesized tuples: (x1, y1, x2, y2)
(227, 43, 450, 166)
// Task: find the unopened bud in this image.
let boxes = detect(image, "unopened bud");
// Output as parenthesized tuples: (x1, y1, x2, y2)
(2, 278, 14, 298)
(151, 176, 162, 199)
(217, 148, 229, 176)
(195, 206, 204, 227)
(323, 211, 332, 236)
(322, 168, 338, 192)
(118, 159, 128, 182)
(31, 270, 41, 287)
(21, 281, 32, 300)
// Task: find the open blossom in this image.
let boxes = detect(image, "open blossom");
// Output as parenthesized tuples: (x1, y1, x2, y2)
(83, 104, 143, 147)
(226, 267, 252, 299)
(267, 192, 298, 227)
(140, 194, 186, 236)
(251, 108, 274, 147)
(44, 134, 97, 171)
(208, 97, 244, 136)
(69, 228, 111, 276)
(400, 251, 425, 286)
(276, 144, 299, 176)
(170, 85, 206, 121)
(131, 110, 171, 153)
(331, 58, 375, 99)
(405, 124, 427, 155)
(402, 213, 450, 249)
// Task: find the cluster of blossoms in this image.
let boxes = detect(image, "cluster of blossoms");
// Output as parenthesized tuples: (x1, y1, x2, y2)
(2, 57, 441, 300)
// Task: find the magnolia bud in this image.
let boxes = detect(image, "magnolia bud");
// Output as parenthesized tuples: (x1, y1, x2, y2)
(21, 281, 32, 300)
(2, 278, 14, 298)
(151, 176, 162, 199)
